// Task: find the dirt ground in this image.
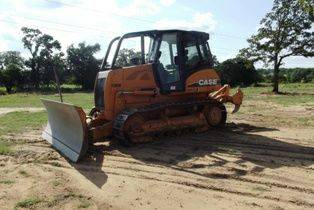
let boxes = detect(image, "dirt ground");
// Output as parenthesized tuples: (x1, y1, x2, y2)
(0, 102, 313, 209)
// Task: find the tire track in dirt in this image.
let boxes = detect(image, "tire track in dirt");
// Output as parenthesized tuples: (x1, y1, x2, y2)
(58, 163, 314, 208)
(78, 158, 314, 194)
(42, 146, 314, 207)
(21, 126, 314, 209)
(123, 133, 314, 156)
(28, 136, 314, 177)
(190, 136, 314, 154)
(109, 144, 313, 172)
(139, 142, 314, 162)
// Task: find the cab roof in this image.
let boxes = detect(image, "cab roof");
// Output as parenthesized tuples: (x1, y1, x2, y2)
(121, 29, 210, 40)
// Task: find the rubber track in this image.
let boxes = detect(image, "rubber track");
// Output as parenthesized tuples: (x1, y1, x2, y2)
(112, 99, 223, 144)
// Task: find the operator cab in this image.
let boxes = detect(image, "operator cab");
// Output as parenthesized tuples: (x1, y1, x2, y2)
(95, 30, 214, 106)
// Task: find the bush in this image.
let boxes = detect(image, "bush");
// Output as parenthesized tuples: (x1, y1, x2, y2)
(286, 68, 314, 83)
(216, 58, 259, 86)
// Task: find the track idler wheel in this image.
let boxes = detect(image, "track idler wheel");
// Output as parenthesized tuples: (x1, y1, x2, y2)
(204, 103, 227, 127)
(122, 114, 152, 145)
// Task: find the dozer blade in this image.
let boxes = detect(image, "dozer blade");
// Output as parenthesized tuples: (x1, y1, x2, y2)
(41, 99, 88, 162)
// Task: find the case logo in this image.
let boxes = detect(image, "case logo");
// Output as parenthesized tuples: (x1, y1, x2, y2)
(188, 79, 220, 87)
(198, 79, 219, 86)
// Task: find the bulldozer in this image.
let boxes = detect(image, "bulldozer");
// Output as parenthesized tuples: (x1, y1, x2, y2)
(41, 30, 243, 162)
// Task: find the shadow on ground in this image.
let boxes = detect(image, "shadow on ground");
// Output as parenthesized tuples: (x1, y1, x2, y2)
(74, 123, 314, 188)
(71, 146, 108, 188)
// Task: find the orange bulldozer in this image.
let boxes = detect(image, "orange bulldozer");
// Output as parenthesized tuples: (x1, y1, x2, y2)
(41, 30, 243, 162)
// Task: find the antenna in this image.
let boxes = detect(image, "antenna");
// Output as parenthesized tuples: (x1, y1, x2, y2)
(53, 66, 63, 102)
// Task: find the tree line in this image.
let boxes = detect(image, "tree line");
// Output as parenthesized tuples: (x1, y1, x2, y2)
(0, 0, 313, 94)
(0, 27, 101, 93)
(0, 26, 260, 94)
(257, 67, 314, 83)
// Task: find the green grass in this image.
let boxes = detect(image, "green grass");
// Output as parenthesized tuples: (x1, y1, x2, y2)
(297, 117, 314, 127)
(240, 83, 314, 94)
(0, 111, 47, 136)
(52, 180, 61, 187)
(0, 86, 6, 94)
(279, 83, 314, 93)
(217, 146, 242, 155)
(0, 83, 312, 109)
(46, 192, 87, 208)
(0, 179, 15, 184)
(0, 111, 49, 154)
(50, 162, 62, 167)
(0, 141, 13, 155)
(78, 200, 91, 208)
(19, 170, 30, 177)
(252, 186, 271, 192)
(237, 83, 314, 106)
(0, 92, 93, 109)
(265, 94, 313, 106)
(15, 197, 42, 208)
(0, 91, 93, 153)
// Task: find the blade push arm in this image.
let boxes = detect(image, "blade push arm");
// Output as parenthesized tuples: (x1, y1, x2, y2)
(209, 85, 244, 113)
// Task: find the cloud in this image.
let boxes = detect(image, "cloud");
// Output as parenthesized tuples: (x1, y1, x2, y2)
(0, 0, 165, 45)
(0, 0, 216, 57)
(160, 0, 176, 7)
(72, 0, 160, 18)
(0, 0, 158, 57)
(120, 0, 161, 17)
(154, 12, 217, 32)
(0, 40, 8, 51)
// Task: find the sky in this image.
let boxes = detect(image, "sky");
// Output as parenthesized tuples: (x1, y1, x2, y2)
(0, 0, 313, 68)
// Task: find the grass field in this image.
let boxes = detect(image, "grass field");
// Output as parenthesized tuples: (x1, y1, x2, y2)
(0, 83, 313, 154)
(0, 92, 93, 109)
(0, 111, 47, 137)
(1, 83, 313, 108)
(238, 83, 314, 106)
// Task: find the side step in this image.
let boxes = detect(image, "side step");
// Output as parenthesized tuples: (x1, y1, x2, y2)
(41, 99, 88, 162)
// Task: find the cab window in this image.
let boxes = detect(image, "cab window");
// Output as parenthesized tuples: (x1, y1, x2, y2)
(183, 35, 201, 70)
(114, 35, 157, 68)
(115, 36, 141, 68)
(157, 33, 180, 84)
(182, 34, 212, 71)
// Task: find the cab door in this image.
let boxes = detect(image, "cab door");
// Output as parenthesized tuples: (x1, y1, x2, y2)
(154, 32, 184, 94)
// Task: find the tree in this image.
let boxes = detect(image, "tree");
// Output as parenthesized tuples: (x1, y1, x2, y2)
(216, 58, 258, 86)
(212, 55, 220, 68)
(115, 48, 142, 68)
(299, 0, 314, 19)
(0, 64, 22, 93)
(66, 42, 101, 90)
(0, 51, 24, 69)
(239, 0, 313, 93)
(40, 52, 66, 87)
(0, 51, 24, 93)
(21, 27, 62, 89)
